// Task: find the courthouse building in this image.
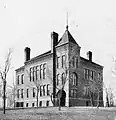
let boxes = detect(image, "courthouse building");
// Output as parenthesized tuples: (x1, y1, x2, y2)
(15, 26, 103, 107)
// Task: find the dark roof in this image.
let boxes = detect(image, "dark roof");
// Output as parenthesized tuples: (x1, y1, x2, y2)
(57, 29, 78, 47)
(15, 66, 24, 72)
(80, 57, 103, 68)
(25, 50, 52, 64)
(16, 50, 51, 71)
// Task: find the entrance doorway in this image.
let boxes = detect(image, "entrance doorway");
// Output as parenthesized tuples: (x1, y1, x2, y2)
(86, 101, 89, 106)
(56, 90, 66, 107)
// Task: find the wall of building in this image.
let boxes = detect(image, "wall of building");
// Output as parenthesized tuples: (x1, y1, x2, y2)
(15, 54, 54, 108)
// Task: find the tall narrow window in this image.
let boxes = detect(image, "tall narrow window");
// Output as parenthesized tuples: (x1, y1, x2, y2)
(70, 89, 73, 97)
(33, 88, 35, 97)
(32, 103, 35, 107)
(57, 57, 60, 68)
(47, 84, 50, 96)
(74, 89, 77, 97)
(87, 69, 89, 80)
(46, 101, 49, 106)
(39, 101, 42, 107)
(98, 73, 101, 80)
(33, 67, 36, 81)
(27, 89, 29, 98)
(72, 73, 78, 86)
(30, 68, 33, 82)
(56, 74, 60, 86)
(17, 89, 20, 98)
(36, 65, 39, 80)
(76, 58, 78, 68)
(26, 103, 28, 107)
(43, 63, 46, 79)
(17, 75, 20, 85)
(72, 56, 75, 67)
(43, 85, 46, 96)
(21, 89, 23, 98)
(89, 70, 94, 80)
(84, 69, 89, 80)
(40, 86, 42, 96)
(62, 55, 65, 68)
(40, 64, 42, 79)
(62, 73, 65, 85)
(92, 71, 94, 80)
(21, 74, 24, 84)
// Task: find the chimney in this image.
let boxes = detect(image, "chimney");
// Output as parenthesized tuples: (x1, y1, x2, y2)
(87, 51, 92, 62)
(51, 32, 58, 53)
(51, 32, 58, 106)
(24, 47, 31, 62)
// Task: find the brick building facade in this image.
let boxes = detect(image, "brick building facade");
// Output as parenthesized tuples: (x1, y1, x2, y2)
(15, 27, 103, 108)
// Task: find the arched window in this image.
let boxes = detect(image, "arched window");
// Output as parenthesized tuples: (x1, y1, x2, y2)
(72, 72, 78, 86)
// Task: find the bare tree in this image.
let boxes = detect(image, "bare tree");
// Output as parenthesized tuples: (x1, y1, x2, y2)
(46, 63, 68, 111)
(82, 76, 104, 108)
(34, 78, 42, 108)
(105, 86, 114, 107)
(25, 68, 42, 108)
(7, 82, 17, 108)
(0, 48, 12, 114)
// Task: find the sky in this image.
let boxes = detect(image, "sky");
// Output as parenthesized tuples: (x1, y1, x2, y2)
(0, 0, 116, 93)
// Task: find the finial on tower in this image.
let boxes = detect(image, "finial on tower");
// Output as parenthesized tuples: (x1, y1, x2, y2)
(66, 12, 68, 30)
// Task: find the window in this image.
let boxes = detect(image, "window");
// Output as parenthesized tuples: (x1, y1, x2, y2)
(39, 101, 42, 107)
(43, 64, 46, 79)
(72, 56, 75, 67)
(98, 73, 101, 80)
(84, 69, 89, 80)
(17, 89, 20, 98)
(56, 74, 60, 86)
(33, 88, 36, 97)
(47, 84, 50, 96)
(62, 55, 65, 68)
(36, 65, 39, 80)
(21, 74, 24, 84)
(32, 103, 35, 107)
(43, 85, 46, 96)
(33, 67, 36, 81)
(72, 73, 78, 86)
(40, 86, 42, 96)
(30, 68, 33, 82)
(73, 89, 77, 97)
(26, 103, 28, 107)
(70, 89, 77, 97)
(76, 58, 78, 68)
(40, 65, 42, 79)
(21, 89, 23, 98)
(27, 89, 29, 98)
(62, 73, 65, 85)
(46, 101, 49, 107)
(70, 89, 73, 97)
(90, 71, 94, 80)
(57, 57, 60, 68)
(17, 75, 20, 85)
(92, 71, 94, 80)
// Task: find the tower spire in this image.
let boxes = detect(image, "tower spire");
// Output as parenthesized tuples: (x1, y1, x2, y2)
(66, 12, 68, 30)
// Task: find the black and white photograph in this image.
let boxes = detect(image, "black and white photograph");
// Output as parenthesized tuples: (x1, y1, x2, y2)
(0, 0, 116, 119)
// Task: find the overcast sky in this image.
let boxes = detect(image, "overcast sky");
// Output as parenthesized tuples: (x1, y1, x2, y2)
(0, 0, 116, 90)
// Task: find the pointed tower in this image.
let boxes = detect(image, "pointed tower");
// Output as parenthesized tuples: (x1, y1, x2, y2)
(55, 25, 81, 107)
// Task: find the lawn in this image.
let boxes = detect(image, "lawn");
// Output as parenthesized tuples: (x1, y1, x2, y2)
(0, 107, 116, 120)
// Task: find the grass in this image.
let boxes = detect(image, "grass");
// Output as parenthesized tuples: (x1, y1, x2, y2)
(0, 107, 116, 120)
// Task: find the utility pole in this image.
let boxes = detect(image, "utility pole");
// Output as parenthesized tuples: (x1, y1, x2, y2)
(3, 80, 6, 114)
